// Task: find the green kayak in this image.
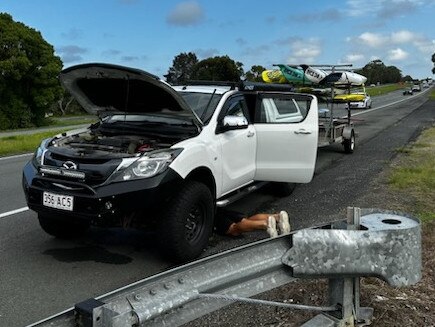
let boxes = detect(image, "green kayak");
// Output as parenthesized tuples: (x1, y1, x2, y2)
(274, 64, 312, 85)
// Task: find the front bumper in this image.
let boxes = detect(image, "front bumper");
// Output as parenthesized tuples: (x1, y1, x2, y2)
(348, 101, 368, 109)
(22, 161, 183, 225)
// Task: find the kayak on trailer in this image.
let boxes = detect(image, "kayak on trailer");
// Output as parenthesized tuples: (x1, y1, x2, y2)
(261, 69, 287, 83)
(321, 71, 367, 86)
(273, 64, 312, 85)
(333, 93, 366, 102)
(300, 65, 328, 84)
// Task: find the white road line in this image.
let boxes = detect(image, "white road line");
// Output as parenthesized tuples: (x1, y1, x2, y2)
(0, 153, 33, 161)
(352, 87, 431, 117)
(0, 206, 29, 219)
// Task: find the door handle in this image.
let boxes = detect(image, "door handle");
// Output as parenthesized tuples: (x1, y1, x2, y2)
(247, 131, 255, 137)
(294, 129, 312, 135)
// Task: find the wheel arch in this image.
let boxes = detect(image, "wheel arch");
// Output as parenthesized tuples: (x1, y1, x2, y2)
(185, 167, 217, 200)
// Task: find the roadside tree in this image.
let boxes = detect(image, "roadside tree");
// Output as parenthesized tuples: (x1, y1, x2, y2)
(192, 55, 243, 81)
(432, 52, 435, 74)
(0, 13, 63, 130)
(164, 52, 198, 85)
(356, 60, 402, 85)
(245, 65, 266, 82)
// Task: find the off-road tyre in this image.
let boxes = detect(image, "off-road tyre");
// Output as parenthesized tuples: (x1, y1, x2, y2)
(160, 181, 214, 263)
(38, 214, 90, 239)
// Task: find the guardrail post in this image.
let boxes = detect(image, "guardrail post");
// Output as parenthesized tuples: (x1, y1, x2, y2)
(302, 207, 369, 327)
(294, 207, 420, 326)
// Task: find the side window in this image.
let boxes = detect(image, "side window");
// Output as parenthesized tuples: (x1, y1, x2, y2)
(220, 96, 249, 120)
(274, 98, 299, 115)
(257, 95, 310, 124)
(227, 100, 245, 117)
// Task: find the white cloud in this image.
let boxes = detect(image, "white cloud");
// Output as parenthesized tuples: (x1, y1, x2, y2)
(287, 39, 322, 64)
(166, 1, 204, 26)
(358, 32, 386, 48)
(344, 54, 365, 62)
(353, 30, 434, 56)
(391, 30, 415, 44)
(388, 48, 409, 61)
(346, 0, 426, 19)
(346, 0, 381, 16)
(413, 38, 435, 55)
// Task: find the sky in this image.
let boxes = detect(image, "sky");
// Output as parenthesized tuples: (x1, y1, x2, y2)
(1, 0, 434, 79)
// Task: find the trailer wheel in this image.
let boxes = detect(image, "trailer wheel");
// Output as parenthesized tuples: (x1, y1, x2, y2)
(343, 130, 355, 154)
(160, 181, 214, 263)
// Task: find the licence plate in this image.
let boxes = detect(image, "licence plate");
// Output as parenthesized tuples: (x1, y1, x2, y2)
(43, 192, 74, 211)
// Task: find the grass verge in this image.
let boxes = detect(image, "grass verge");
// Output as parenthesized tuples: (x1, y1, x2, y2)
(365, 83, 406, 96)
(48, 116, 97, 127)
(0, 130, 70, 156)
(389, 126, 435, 222)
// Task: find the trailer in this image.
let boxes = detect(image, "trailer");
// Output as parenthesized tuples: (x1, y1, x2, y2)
(311, 64, 359, 154)
(317, 84, 356, 153)
(271, 63, 362, 154)
(318, 106, 355, 153)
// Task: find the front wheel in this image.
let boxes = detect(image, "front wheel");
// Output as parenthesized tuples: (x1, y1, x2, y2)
(159, 181, 214, 263)
(38, 214, 90, 239)
(343, 130, 355, 154)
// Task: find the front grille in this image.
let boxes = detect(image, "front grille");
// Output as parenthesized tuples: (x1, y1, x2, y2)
(50, 152, 111, 165)
(41, 150, 122, 185)
(33, 177, 96, 195)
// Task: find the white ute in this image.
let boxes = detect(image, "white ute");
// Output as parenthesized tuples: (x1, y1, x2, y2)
(23, 64, 319, 262)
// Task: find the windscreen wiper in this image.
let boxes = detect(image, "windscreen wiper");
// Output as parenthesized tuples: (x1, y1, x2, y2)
(201, 89, 217, 121)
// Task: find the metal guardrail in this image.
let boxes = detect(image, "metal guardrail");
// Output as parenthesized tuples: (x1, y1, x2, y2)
(28, 208, 421, 327)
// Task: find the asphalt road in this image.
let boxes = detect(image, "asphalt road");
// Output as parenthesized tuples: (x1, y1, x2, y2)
(0, 87, 432, 327)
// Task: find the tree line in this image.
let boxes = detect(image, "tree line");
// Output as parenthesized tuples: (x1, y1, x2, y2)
(0, 13, 433, 131)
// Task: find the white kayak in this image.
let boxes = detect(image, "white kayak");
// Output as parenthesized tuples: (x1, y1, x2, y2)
(300, 65, 328, 84)
(322, 71, 367, 86)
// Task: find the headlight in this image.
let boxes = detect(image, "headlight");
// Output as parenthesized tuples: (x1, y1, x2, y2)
(33, 138, 52, 166)
(107, 149, 182, 183)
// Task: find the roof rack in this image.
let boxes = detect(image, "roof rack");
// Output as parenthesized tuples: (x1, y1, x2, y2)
(182, 80, 239, 89)
(239, 81, 296, 92)
(180, 80, 298, 93)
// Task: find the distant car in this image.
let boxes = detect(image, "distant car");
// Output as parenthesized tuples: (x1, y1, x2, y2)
(412, 84, 421, 92)
(347, 93, 372, 109)
(403, 88, 414, 95)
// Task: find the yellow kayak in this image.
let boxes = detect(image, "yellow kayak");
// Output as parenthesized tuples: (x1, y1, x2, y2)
(261, 70, 287, 84)
(333, 93, 365, 102)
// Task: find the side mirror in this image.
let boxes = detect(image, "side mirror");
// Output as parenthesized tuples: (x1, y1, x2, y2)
(216, 115, 248, 133)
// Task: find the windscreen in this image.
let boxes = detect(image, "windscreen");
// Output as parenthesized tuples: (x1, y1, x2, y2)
(179, 92, 223, 124)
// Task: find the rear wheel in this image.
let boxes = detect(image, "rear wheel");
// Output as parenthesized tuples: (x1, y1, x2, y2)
(343, 130, 355, 154)
(38, 214, 90, 238)
(160, 181, 214, 263)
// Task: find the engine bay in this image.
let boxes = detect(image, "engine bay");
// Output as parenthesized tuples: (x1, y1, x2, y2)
(50, 130, 174, 158)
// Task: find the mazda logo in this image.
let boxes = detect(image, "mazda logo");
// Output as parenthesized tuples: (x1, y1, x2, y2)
(62, 161, 78, 170)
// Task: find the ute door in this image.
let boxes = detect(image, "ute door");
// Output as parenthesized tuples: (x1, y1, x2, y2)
(216, 95, 256, 195)
(254, 93, 318, 183)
